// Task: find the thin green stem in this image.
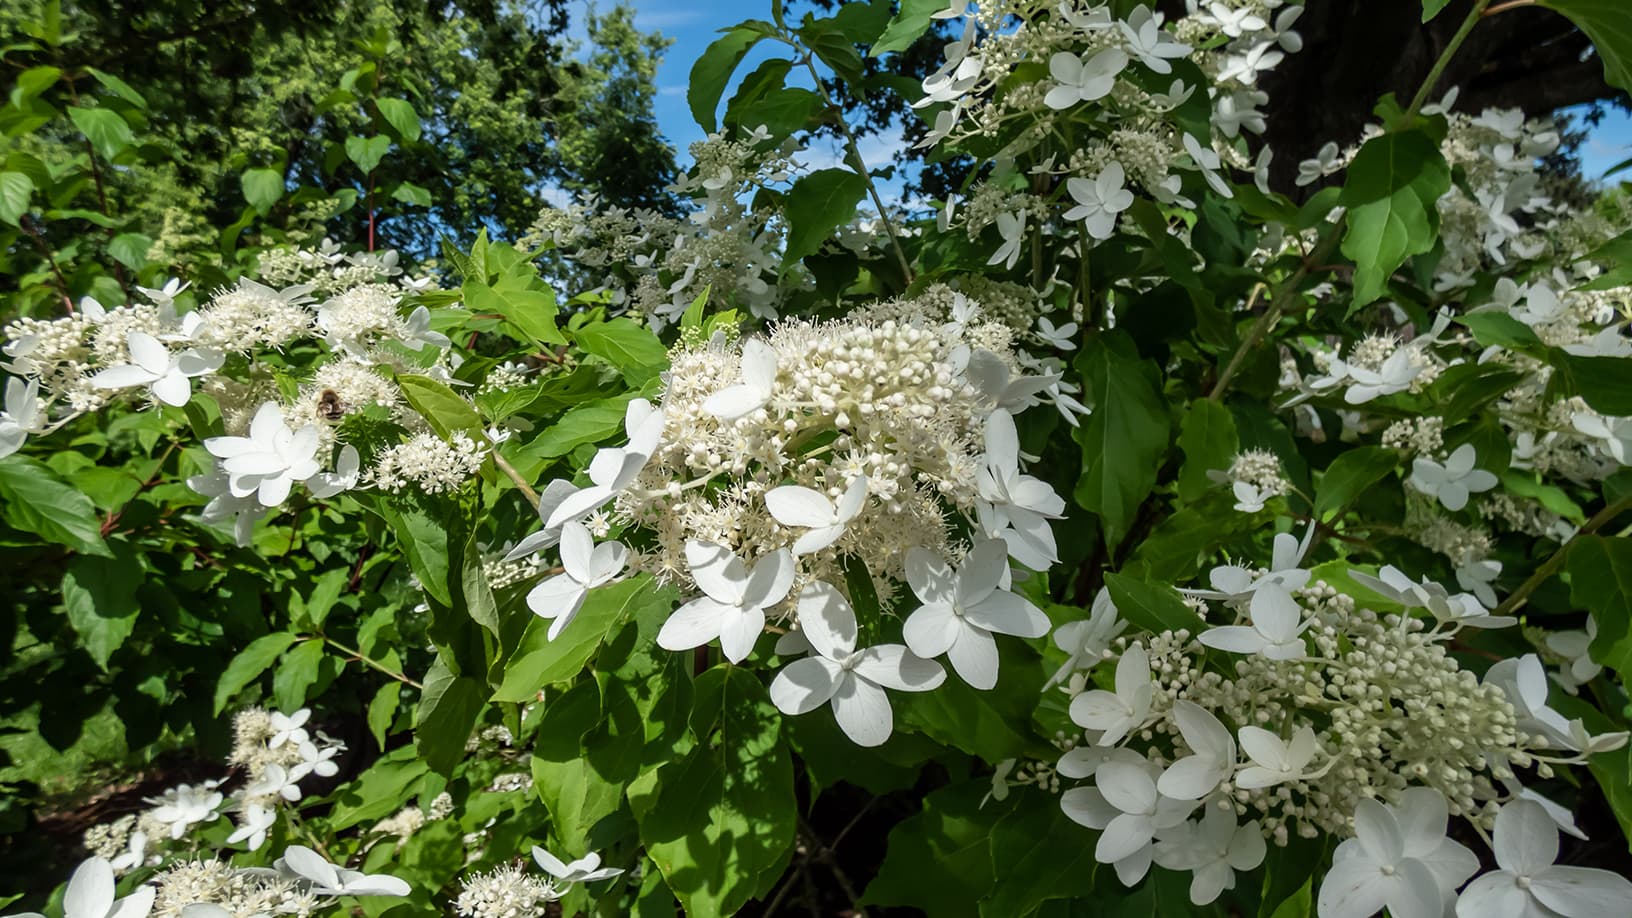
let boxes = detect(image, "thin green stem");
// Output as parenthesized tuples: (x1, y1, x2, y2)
(319, 635, 424, 690)
(491, 449, 540, 506)
(1208, 226, 1341, 401)
(1406, 0, 1493, 117)
(1490, 493, 1632, 619)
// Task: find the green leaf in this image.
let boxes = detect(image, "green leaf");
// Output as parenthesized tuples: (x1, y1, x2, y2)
(1339, 129, 1450, 307)
(107, 232, 151, 270)
(1550, 350, 1632, 415)
(634, 665, 796, 917)
(85, 67, 145, 107)
(61, 548, 141, 669)
(1457, 312, 1543, 350)
(375, 97, 422, 141)
(0, 455, 110, 556)
(1566, 535, 1632, 674)
(241, 168, 285, 215)
(416, 656, 486, 776)
(981, 790, 1100, 915)
(397, 374, 485, 439)
(514, 395, 637, 462)
(367, 681, 401, 748)
(573, 318, 669, 385)
(494, 577, 674, 701)
(1104, 572, 1207, 635)
(11, 66, 60, 104)
(345, 134, 392, 174)
(463, 279, 565, 346)
(1177, 399, 1238, 503)
(532, 755, 623, 853)
(782, 168, 870, 264)
(67, 105, 134, 160)
(1538, 0, 1632, 92)
(272, 638, 326, 711)
(872, 0, 946, 55)
(1071, 333, 1170, 544)
(0, 171, 33, 226)
(689, 28, 764, 132)
(391, 181, 431, 207)
(1421, 0, 1455, 20)
(864, 782, 996, 915)
(214, 632, 301, 714)
(899, 639, 1049, 761)
(1313, 446, 1398, 521)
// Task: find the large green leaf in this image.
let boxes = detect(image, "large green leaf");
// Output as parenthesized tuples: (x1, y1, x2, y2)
(1071, 332, 1171, 544)
(689, 28, 765, 132)
(61, 547, 141, 669)
(0, 455, 111, 556)
(213, 632, 300, 714)
(1567, 535, 1632, 674)
(240, 168, 284, 215)
(397, 374, 485, 439)
(872, 0, 947, 55)
(344, 134, 391, 174)
(375, 97, 422, 142)
(66, 105, 133, 159)
(573, 318, 669, 385)
(980, 790, 1100, 915)
(1313, 446, 1398, 521)
(415, 656, 486, 776)
(1551, 350, 1632, 415)
(1176, 399, 1238, 503)
(463, 279, 565, 346)
(0, 171, 32, 226)
(493, 577, 674, 701)
(1104, 572, 1207, 635)
(782, 168, 870, 264)
(864, 782, 997, 916)
(634, 665, 796, 917)
(1539, 0, 1632, 92)
(1339, 129, 1450, 307)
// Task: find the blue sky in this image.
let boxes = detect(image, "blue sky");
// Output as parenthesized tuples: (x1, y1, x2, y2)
(568, 0, 1632, 189)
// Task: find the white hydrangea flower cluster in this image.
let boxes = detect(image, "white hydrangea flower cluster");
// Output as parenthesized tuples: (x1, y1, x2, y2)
(1050, 532, 1628, 907)
(1208, 448, 1291, 512)
(368, 431, 489, 495)
(150, 858, 321, 917)
(508, 294, 1069, 745)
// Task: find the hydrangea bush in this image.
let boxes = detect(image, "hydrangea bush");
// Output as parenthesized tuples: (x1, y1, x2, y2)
(4, 0, 1632, 915)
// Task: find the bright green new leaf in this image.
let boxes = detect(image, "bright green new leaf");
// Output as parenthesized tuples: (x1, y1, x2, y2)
(397, 374, 485, 439)
(689, 28, 764, 132)
(241, 168, 284, 215)
(783, 168, 870, 265)
(1339, 129, 1450, 307)
(872, 0, 947, 55)
(1104, 572, 1207, 635)
(214, 632, 301, 714)
(107, 232, 151, 270)
(1072, 333, 1171, 544)
(0, 171, 33, 226)
(1538, 0, 1632, 92)
(0, 455, 111, 556)
(67, 105, 134, 160)
(462, 279, 565, 346)
(1177, 399, 1238, 503)
(345, 134, 392, 174)
(574, 318, 670, 384)
(375, 97, 422, 141)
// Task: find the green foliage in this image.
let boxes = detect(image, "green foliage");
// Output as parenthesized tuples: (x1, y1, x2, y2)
(1339, 129, 1451, 307)
(1072, 332, 1171, 544)
(1539, 0, 1632, 92)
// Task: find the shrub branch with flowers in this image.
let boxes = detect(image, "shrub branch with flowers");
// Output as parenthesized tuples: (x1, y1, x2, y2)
(5, 0, 1632, 915)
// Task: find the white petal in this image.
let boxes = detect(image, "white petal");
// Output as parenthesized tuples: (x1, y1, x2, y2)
(1237, 726, 1288, 770)
(1096, 760, 1157, 815)
(1530, 866, 1632, 916)
(108, 886, 157, 918)
(125, 330, 171, 373)
(741, 549, 796, 609)
(791, 525, 844, 557)
(1453, 872, 1531, 918)
(526, 575, 586, 619)
(150, 371, 193, 406)
(769, 657, 844, 715)
(1096, 812, 1155, 864)
(1353, 799, 1404, 864)
(796, 581, 857, 660)
(902, 602, 960, 658)
(1493, 799, 1558, 875)
(1198, 626, 1268, 655)
(1317, 857, 1393, 918)
(1060, 786, 1119, 830)
(718, 605, 765, 663)
(963, 589, 1049, 637)
(739, 338, 778, 392)
(1171, 700, 1233, 760)
(656, 597, 728, 652)
(1250, 583, 1302, 639)
(1157, 755, 1228, 801)
(685, 540, 748, 605)
(984, 410, 1020, 475)
(532, 847, 571, 878)
(765, 485, 837, 528)
(852, 646, 946, 692)
(91, 364, 159, 389)
(283, 845, 341, 890)
(63, 857, 116, 918)
(702, 385, 765, 420)
(905, 547, 956, 603)
(946, 623, 999, 690)
(558, 520, 594, 579)
(830, 676, 893, 746)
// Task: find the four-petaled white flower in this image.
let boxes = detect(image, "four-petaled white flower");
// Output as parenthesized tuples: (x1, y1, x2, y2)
(988, 211, 1027, 270)
(532, 846, 625, 884)
(1197, 581, 1309, 660)
(7, 857, 156, 918)
(1318, 789, 1478, 918)
(1344, 348, 1418, 404)
(1069, 642, 1152, 746)
(1044, 48, 1129, 109)
(1044, 586, 1126, 689)
(1296, 142, 1343, 187)
(280, 845, 411, 896)
(292, 738, 341, 780)
(976, 410, 1066, 568)
(1154, 804, 1266, 905)
(546, 398, 665, 527)
(204, 402, 322, 507)
(1235, 725, 1322, 789)
(1118, 7, 1190, 74)
(307, 445, 361, 500)
(765, 476, 869, 556)
(658, 542, 794, 663)
(269, 708, 311, 748)
(1060, 750, 1198, 885)
(1208, 2, 1266, 37)
(1064, 162, 1135, 240)
(0, 376, 47, 459)
(1572, 412, 1632, 464)
(769, 582, 946, 746)
(91, 331, 222, 407)
(1182, 527, 1313, 603)
(526, 520, 628, 640)
(227, 803, 277, 851)
(1036, 316, 1079, 350)
(1158, 701, 1237, 800)
(902, 540, 1050, 690)
(704, 339, 778, 420)
(144, 782, 224, 839)
(1455, 799, 1632, 918)
(1408, 443, 1497, 511)
(244, 763, 303, 803)
(1546, 620, 1602, 692)
(1181, 134, 1234, 198)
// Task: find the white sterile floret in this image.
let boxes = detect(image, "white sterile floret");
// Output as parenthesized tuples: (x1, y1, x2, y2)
(901, 540, 1049, 690)
(9, 856, 156, 918)
(268, 708, 311, 748)
(1044, 48, 1129, 110)
(1069, 642, 1153, 746)
(1455, 799, 1632, 918)
(1344, 347, 1417, 404)
(503, 479, 583, 561)
(657, 542, 795, 663)
(204, 401, 322, 508)
(1197, 581, 1310, 660)
(531, 846, 625, 884)
(1157, 701, 1237, 801)
(400, 305, 451, 351)
(1571, 411, 1632, 464)
(769, 582, 946, 746)
(1060, 750, 1198, 885)
(0, 376, 47, 458)
(765, 476, 869, 556)
(1117, 6, 1190, 74)
(1035, 315, 1078, 350)
(1182, 526, 1313, 602)
(1153, 804, 1266, 905)
(226, 803, 277, 852)
(988, 211, 1027, 269)
(90, 331, 222, 407)
(966, 349, 1060, 414)
(1044, 586, 1126, 689)
(1317, 789, 1478, 918)
(1182, 134, 1234, 198)
(1064, 162, 1135, 241)
(703, 338, 777, 420)
(278, 844, 410, 897)
(144, 782, 224, 839)
(546, 398, 665, 527)
(1408, 444, 1497, 511)
(526, 520, 628, 640)
(1545, 621, 1602, 692)
(1349, 564, 1515, 629)
(976, 410, 1066, 567)
(1235, 724, 1323, 789)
